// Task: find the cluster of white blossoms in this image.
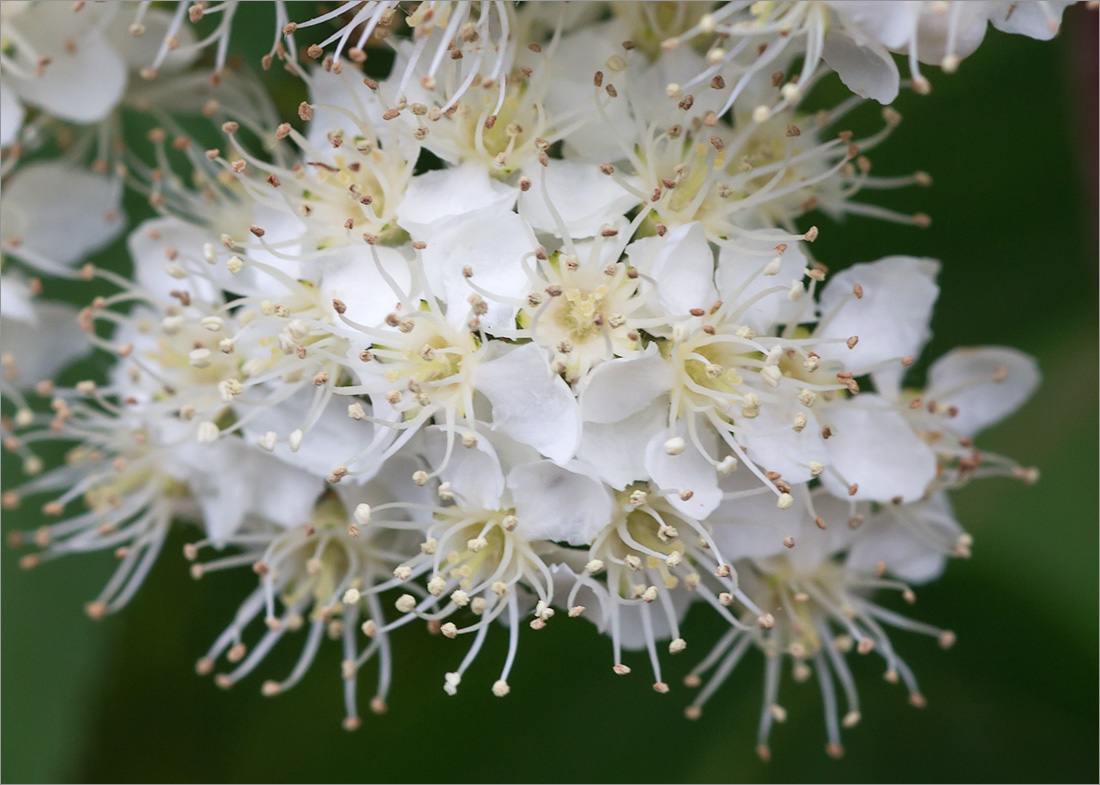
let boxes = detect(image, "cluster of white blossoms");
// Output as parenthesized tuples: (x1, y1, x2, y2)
(1, 0, 1067, 758)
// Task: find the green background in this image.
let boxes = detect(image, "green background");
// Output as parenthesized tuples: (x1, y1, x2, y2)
(3, 5, 1097, 782)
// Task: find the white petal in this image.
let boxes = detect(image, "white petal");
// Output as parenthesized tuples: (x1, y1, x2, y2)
(847, 495, 960, 584)
(10, 33, 126, 124)
(337, 451, 436, 522)
(716, 232, 809, 332)
(320, 245, 411, 330)
(821, 395, 937, 503)
(243, 202, 309, 282)
(247, 456, 327, 530)
(989, 1, 1071, 40)
(644, 422, 722, 518)
(626, 221, 717, 316)
(786, 492, 861, 573)
(171, 440, 323, 541)
(541, 19, 634, 163)
(926, 347, 1039, 436)
(477, 344, 581, 465)
(0, 274, 36, 323)
(105, 8, 198, 72)
(4, 162, 124, 267)
(519, 158, 637, 238)
(821, 34, 901, 104)
(427, 426, 505, 511)
(507, 461, 613, 545)
(829, 1, 922, 49)
(396, 161, 518, 236)
(816, 256, 939, 372)
(127, 217, 222, 302)
(848, 526, 949, 585)
(578, 345, 672, 424)
(573, 398, 667, 490)
(912, 3, 992, 64)
(0, 78, 25, 147)
(735, 395, 827, 483)
(416, 205, 533, 332)
(0, 299, 86, 385)
(709, 472, 803, 561)
(305, 62, 411, 157)
(243, 389, 394, 483)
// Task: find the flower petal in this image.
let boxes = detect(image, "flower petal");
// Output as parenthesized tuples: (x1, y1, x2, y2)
(519, 158, 637, 238)
(477, 344, 581, 465)
(320, 245, 411, 331)
(821, 395, 937, 503)
(927, 347, 1040, 436)
(507, 461, 613, 545)
(816, 256, 939, 372)
(716, 232, 809, 332)
(627, 221, 717, 317)
(9, 23, 126, 124)
(4, 162, 124, 268)
(644, 422, 722, 519)
(0, 78, 25, 147)
(396, 161, 518, 236)
(822, 34, 900, 104)
(428, 426, 505, 511)
(578, 345, 672, 424)
(574, 399, 667, 490)
(416, 205, 533, 332)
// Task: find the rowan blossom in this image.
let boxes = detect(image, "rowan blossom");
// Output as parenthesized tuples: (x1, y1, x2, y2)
(0, 0, 1062, 759)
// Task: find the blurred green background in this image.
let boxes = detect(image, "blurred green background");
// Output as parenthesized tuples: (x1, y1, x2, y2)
(2, 5, 1097, 783)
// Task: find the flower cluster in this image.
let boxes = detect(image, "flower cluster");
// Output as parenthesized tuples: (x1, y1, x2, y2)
(1, 0, 1064, 758)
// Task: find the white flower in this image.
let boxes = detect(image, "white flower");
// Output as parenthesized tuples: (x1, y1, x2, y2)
(369, 428, 608, 695)
(191, 471, 429, 728)
(288, 1, 517, 113)
(2, 399, 197, 619)
(692, 494, 960, 758)
(654, 1, 1073, 109)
